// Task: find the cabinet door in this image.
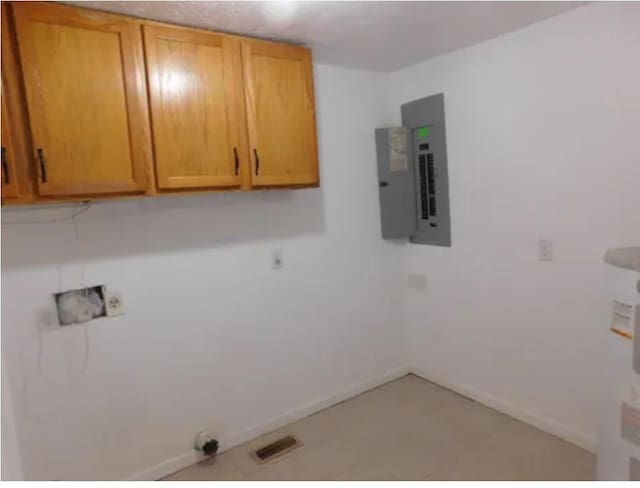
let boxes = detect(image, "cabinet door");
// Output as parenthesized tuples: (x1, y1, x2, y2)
(242, 41, 319, 187)
(2, 2, 34, 203)
(1, 87, 19, 199)
(144, 25, 244, 190)
(12, 2, 152, 197)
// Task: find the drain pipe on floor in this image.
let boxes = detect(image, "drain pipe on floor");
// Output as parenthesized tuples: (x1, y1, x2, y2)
(195, 431, 219, 457)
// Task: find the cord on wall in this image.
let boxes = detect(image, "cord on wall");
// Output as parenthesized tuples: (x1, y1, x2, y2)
(10, 201, 94, 422)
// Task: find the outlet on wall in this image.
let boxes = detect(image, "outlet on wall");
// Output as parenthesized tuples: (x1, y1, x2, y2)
(538, 238, 553, 262)
(104, 289, 125, 317)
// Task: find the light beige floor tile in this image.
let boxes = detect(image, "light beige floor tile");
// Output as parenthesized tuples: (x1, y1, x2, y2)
(332, 465, 398, 481)
(163, 454, 246, 481)
(301, 387, 401, 436)
(431, 396, 513, 440)
(502, 421, 595, 481)
(426, 419, 595, 481)
(164, 375, 595, 482)
(224, 428, 305, 477)
(342, 403, 477, 480)
(375, 374, 465, 413)
(244, 437, 365, 481)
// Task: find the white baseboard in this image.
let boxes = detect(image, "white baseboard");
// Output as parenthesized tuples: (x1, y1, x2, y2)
(124, 366, 411, 481)
(409, 366, 596, 453)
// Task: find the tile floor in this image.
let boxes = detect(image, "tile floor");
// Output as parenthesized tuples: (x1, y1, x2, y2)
(164, 374, 595, 481)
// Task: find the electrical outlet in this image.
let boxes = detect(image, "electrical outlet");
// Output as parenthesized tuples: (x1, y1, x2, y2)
(272, 248, 284, 270)
(104, 290, 125, 317)
(538, 238, 553, 262)
(407, 273, 427, 290)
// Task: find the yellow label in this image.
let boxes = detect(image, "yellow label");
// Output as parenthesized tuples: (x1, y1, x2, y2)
(612, 300, 634, 339)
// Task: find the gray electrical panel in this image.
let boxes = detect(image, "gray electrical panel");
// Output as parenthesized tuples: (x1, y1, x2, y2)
(375, 93, 451, 246)
(375, 127, 416, 239)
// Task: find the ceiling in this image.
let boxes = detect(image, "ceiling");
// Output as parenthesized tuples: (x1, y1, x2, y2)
(69, 1, 584, 72)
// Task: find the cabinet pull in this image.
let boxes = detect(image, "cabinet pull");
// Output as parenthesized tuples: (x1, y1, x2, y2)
(253, 148, 260, 176)
(37, 148, 47, 183)
(233, 147, 239, 176)
(1, 147, 9, 185)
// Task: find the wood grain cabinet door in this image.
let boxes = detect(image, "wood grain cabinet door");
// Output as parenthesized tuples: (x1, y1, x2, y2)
(1, 87, 19, 199)
(242, 42, 319, 187)
(144, 25, 244, 190)
(12, 2, 152, 197)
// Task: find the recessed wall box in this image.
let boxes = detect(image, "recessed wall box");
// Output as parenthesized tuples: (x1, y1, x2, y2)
(54, 285, 106, 325)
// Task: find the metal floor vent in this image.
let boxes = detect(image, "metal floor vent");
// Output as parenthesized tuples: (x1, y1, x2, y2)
(252, 435, 302, 464)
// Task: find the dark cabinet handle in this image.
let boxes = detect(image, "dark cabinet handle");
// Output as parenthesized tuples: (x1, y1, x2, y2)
(253, 148, 259, 176)
(37, 148, 47, 183)
(1, 147, 9, 185)
(379, 181, 389, 188)
(233, 147, 239, 176)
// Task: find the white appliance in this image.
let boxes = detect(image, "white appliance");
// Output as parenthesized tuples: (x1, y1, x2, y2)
(597, 247, 640, 480)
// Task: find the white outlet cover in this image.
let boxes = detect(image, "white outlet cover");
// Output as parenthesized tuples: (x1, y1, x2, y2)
(104, 290, 125, 317)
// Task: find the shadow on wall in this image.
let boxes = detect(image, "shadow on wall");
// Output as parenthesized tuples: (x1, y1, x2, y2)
(1, 188, 326, 270)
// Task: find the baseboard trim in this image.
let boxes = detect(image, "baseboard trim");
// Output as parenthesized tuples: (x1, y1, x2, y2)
(124, 366, 411, 481)
(409, 366, 596, 453)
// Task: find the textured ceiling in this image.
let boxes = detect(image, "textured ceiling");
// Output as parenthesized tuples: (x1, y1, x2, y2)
(67, 1, 583, 72)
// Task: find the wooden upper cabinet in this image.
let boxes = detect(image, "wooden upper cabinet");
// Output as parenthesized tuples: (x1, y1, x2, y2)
(144, 25, 245, 190)
(12, 2, 152, 197)
(1, 86, 19, 199)
(2, 2, 320, 204)
(2, 2, 34, 204)
(242, 41, 319, 187)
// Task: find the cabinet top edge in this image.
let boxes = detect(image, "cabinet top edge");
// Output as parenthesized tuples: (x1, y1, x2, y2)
(14, 1, 310, 52)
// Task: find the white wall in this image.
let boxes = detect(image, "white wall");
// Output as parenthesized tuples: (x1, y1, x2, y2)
(0, 64, 406, 480)
(1, 356, 24, 480)
(390, 2, 640, 449)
